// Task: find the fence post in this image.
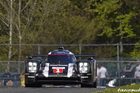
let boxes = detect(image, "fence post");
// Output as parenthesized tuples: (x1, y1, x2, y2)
(79, 44, 82, 60)
(38, 44, 41, 55)
(117, 43, 121, 86)
(117, 43, 120, 61)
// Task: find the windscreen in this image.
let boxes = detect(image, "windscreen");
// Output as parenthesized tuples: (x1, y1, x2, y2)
(47, 54, 76, 64)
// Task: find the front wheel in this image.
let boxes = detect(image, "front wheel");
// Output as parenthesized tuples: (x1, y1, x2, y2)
(25, 83, 42, 87)
(25, 76, 42, 87)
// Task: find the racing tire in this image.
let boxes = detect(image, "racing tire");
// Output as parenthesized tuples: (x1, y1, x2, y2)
(81, 84, 88, 87)
(81, 82, 96, 88)
(25, 83, 42, 87)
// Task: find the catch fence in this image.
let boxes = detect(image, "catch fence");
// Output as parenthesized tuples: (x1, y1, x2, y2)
(0, 60, 139, 87)
(0, 43, 140, 87)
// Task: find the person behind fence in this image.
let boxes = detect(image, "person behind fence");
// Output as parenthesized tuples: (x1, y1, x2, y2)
(97, 64, 109, 88)
(2, 69, 12, 86)
(134, 63, 140, 84)
(123, 62, 135, 85)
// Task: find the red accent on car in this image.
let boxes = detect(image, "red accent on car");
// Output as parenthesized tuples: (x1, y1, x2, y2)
(53, 69, 63, 73)
(50, 54, 70, 56)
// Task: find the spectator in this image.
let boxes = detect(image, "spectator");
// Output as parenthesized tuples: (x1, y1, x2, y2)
(123, 62, 135, 85)
(6, 80, 13, 87)
(2, 69, 12, 86)
(134, 63, 140, 84)
(97, 64, 109, 88)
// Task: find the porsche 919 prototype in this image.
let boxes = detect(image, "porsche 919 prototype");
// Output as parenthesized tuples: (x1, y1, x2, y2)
(25, 47, 97, 87)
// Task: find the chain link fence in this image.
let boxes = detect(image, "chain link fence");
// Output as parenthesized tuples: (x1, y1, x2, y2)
(0, 44, 139, 87)
(97, 61, 140, 88)
(0, 61, 24, 87)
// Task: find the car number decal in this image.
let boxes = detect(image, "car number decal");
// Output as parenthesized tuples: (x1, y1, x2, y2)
(52, 67, 65, 73)
(53, 69, 63, 73)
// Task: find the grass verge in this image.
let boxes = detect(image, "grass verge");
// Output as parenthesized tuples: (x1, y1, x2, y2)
(94, 84, 140, 93)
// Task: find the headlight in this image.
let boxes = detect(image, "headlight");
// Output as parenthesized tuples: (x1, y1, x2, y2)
(28, 62, 37, 73)
(79, 63, 83, 67)
(32, 67, 37, 71)
(84, 63, 88, 66)
(79, 62, 89, 73)
(28, 67, 32, 71)
(28, 62, 33, 66)
(84, 67, 88, 71)
(33, 63, 37, 66)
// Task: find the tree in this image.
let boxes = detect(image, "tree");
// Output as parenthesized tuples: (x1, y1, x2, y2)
(0, 0, 39, 72)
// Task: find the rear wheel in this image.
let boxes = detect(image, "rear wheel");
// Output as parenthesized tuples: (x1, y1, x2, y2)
(81, 82, 96, 88)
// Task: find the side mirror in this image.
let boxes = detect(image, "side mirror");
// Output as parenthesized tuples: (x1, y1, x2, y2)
(26, 56, 32, 59)
(88, 57, 94, 60)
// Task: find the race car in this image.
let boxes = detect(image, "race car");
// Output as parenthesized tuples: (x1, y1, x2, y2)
(24, 47, 97, 87)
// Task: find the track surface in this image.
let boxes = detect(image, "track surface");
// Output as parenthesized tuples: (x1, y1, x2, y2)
(0, 87, 104, 93)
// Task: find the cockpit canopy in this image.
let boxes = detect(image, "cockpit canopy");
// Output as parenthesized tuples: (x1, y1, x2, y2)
(46, 48, 76, 64)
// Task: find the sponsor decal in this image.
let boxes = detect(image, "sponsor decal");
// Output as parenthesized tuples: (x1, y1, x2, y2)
(52, 67, 65, 73)
(53, 69, 63, 73)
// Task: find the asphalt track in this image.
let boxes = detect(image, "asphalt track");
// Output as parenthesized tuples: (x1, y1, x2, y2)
(0, 87, 104, 93)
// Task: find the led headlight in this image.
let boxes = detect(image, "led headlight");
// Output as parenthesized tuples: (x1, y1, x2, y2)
(84, 63, 88, 66)
(28, 62, 33, 66)
(28, 67, 32, 71)
(79, 62, 89, 73)
(28, 62, 37, 73)
(79, 63, 83, 67)
(32, 67, 37, 71)
(33, 63, 37, 66)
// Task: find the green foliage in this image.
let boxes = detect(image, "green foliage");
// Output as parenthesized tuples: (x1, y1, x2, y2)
(93, 0, 120, 37)
(0, 0, 140, 61)
(93, 0, 137, 43)
(115, 12, 136, 38)
(130, 43, 140, 60)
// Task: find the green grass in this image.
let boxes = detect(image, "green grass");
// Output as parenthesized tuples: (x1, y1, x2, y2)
(94, 84, 140, 93)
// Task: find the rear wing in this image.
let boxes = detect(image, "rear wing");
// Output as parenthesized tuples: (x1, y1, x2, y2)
(26, 54, 96, 60)
(75, 54, 95, 57)
(75, 54, 95, 60)
(26, 55, 47, 59)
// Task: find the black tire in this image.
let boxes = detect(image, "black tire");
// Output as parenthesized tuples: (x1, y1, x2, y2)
(81, 84, 88, 87)
(93, 82, 97, 88)
(81, 82, 96, 88)
(25, 83, 42, 87)
(25, 83, 33, 87)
